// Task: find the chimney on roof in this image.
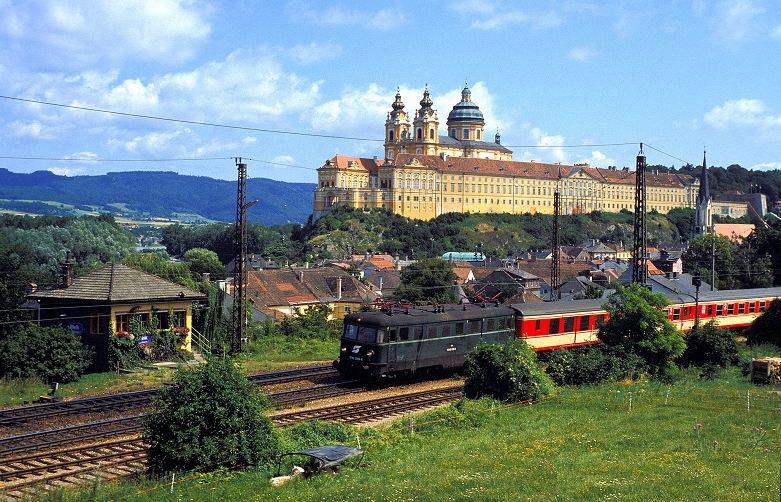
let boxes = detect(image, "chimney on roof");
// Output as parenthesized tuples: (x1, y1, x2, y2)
(298, 271, 304, 283)
(378, 276, 383, 290)
(61, 251, 74, 288)
(202, 272, 210, 282)
(336, 277, 342, 300)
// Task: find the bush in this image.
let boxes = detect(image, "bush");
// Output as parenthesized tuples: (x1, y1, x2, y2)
(679, 321, 739, 368)
(744, 299, 781, 345)
(546, 346, 646, 386)
(464, 339, 554, 403)
(142, 357, 278, 475)
(282, 421, 355, 453)
(0, 324, 91, 383)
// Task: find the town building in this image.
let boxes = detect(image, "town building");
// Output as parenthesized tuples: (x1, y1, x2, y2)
(27, 259, 206, 372)
(314, 83, 704, 221)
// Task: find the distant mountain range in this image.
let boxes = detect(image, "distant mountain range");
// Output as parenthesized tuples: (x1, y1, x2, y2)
(0, 169, 316, 225)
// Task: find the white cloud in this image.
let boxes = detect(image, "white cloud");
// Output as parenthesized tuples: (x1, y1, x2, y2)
(711, 0, 765, 44)
(271, 155, 296, 167)
(0, 0, 211, 70)
(528, 128, 567, 163)
(287, 42, 343, 65)
(450, 1, 562, 30)
(48, 166, 86, 176)
(9, 119, 43, 138)
(749, 161, 779, 170)
(290, 2, 405, 30)
(569, 47, 600, 62)
(704, 98, 767, 128)
(310, 83, 390, 132)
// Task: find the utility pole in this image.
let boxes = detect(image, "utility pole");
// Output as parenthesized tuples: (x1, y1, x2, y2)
(550, 168, 561, 301)
(233, 159, 257, 353)
(631, 144, 647, 286)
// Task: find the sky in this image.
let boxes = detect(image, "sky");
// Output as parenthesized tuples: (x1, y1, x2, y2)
(1, 0, 780, 184)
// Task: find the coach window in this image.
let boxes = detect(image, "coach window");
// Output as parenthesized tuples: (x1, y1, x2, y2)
(548, 318, 560, 334)
(427, 325, 439, 339)
(716, 304, 724, 316)
(672, 308, 680, 321)
(414, 326, 424, 340)
(760, 301, 767, 313)
(596, 314, 606, 327)
(707, 305, 713, 316)
(399, 327, 410, 341)
(738, 303, 745, 314)
(564, 317, 575, 332)
(455, 322, 465, 335)
(749, 302, 756, 313)
(728, 304, 735, 315)
(534, 320, 541, 331)
(579, 316, 589, 331)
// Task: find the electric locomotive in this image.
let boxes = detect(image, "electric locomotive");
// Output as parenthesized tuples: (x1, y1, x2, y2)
(334, 303, 515, 381)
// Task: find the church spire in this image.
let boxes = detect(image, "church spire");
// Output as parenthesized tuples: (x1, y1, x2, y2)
(697, 150, 709, 203)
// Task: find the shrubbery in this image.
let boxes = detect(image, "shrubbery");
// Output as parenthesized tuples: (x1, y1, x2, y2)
(0, 324, 91, 383)
(679, 321, 739, 368)
(143, 357, 278, 475)
(744, 299, 781, 345)
(546, 346, 646, 386)
(464, 339, 554, 403)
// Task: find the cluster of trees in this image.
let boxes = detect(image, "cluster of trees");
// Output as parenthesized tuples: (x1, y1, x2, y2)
(683, 232, 773, 290)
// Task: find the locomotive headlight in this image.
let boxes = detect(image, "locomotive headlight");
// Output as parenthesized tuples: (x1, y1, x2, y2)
(365, 350, 375, 358)
(341, 346, 347, 352)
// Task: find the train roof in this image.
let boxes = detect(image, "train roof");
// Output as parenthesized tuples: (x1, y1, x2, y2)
(666, 287, 781, 305)
(509, 299, 607, 317)
(343, 303, 515, 327)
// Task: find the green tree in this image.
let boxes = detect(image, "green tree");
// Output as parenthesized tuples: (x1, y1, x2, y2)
(683, 233, 737, 289)
(0, 325, 91, 383)
(393, 258, 458, 304)
(143, 357, 278, 474)
(121, 252, 199, 290)
(679, 321, 739, 369)
(599, 283, 686, 379)
(744, 299, 781, 345)
(275, 304, 341, 340)
(184, 248, 227, 280)
(464, 339, 554, 403)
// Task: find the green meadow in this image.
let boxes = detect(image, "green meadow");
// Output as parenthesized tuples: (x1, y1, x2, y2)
(33, 366, 781, 502)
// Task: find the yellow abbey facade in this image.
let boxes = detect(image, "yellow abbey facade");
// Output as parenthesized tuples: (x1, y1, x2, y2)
(313, 84, 700, 221)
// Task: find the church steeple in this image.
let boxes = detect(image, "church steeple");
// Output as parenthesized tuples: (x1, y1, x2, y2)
(413, 84, 439, 151)
(697, 150, 709, 203)
(695, 149, 712, 235)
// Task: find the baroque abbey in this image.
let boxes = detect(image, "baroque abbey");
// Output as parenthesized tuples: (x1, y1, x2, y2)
(313, 83, 701, 221)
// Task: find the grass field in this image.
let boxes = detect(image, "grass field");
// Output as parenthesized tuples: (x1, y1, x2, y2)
(31, 366, 781, 502)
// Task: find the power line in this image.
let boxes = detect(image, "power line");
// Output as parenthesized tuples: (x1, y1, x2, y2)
(0, 94, 384, 142)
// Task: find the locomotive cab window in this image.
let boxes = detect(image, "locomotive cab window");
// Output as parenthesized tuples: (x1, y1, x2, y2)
(358, 327, 378, 343)
(344, 324, 358, 340)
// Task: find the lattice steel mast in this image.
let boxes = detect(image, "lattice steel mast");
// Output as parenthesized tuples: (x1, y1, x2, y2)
(233, 159, 257, 353)
(631, 144, 647, 286)
(550, 167, 561, 301)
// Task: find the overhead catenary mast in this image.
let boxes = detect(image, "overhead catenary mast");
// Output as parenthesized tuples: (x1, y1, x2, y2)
(550, 166, 561, 301)
(233, 159, 257, 353)
(631, 144, 647, 286)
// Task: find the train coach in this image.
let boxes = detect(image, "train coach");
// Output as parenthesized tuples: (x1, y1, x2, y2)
(334, 287, 781, 381)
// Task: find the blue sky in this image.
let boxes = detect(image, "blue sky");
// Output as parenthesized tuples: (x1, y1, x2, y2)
(1, 0, 780, 183)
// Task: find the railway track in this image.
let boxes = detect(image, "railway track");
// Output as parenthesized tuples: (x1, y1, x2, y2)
(0, 365, 339, 429)
(0, 385, 463, 498)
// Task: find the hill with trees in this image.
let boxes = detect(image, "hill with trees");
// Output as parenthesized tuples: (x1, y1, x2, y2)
(0, 168, 315, 225)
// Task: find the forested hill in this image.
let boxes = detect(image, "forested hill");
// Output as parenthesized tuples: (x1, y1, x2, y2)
(0, 169, 316, 225)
